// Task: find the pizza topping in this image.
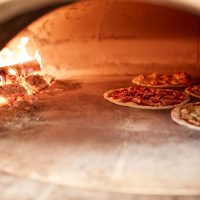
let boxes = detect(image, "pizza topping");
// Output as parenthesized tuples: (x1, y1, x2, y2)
(132, 97, 142, 104)
(132, 72, 192, 87)
(107, 86, 188, 107)
(185, 85, 200, 97)
(180, 103, 200, 126)
(172, 72, 189, 84)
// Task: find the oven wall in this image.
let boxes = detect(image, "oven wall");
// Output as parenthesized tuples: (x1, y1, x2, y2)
(5, 0, 200, 78)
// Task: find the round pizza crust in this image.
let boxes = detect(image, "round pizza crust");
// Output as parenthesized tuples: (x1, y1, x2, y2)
(104, 88, 190, 110)
(171, 103, 200, 131)
(132, 78, 193, 88)
(185, 86, 200, 99)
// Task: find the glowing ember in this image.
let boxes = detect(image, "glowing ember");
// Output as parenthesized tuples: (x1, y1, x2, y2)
(9, 68, 17, 76)
(0, 75, 6, 85)
(34, 50, 43, 69)
(25, 75, 49, 94)
(0, 84, 27, 105)
(0, 96, 8, 105)
(0, 48, 14, 66)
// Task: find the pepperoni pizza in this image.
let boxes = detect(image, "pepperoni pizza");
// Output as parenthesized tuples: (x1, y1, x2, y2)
(171, 102, 200, 130)
(185, 85, 200, 99)
(104, 86, 190, 110)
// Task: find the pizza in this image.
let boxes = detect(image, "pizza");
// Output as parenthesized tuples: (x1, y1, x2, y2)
(104, 86, 190, 110)
(185, 85, 200, 99)
(132, 72, 192, 88)
(171, 102, 200, 130)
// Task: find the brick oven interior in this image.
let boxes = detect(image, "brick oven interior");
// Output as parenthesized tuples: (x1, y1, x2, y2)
(0, 0, 200, 199)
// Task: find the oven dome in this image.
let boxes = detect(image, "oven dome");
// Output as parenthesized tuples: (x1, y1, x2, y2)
(4, 0, 200, 78)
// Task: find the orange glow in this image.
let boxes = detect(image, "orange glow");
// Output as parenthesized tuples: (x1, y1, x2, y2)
(24, 85, 32, 95)
(0, 96, 8, 105)
(0, 37, 42, 68)
(0, 48, 14, 66)
(34, 50, 43, 69)
(8, 68, 17, 76)
(18, 37, 32, 62)
(0, 36, 49, 105)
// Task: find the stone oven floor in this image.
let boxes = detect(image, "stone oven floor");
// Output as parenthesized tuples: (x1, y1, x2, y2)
(0, 75, 199, 198)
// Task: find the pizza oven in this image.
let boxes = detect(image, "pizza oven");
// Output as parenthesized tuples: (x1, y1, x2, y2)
(0, 0, 200, 199)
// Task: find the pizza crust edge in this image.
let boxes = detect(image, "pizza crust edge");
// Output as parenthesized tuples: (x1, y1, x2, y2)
(132, 78, 192, 88)
(185, 87, 200, 99)
(171, 104, 200, 131)
(104, 88, 190, 110)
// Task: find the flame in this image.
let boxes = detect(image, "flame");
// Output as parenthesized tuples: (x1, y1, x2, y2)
(18, 37, 33, 62)
(0, 48, 15, 66)
(9, 68, 17, 76)
(0, 96, 8, 105)
(0, 37, 52, 106)
(34, 50, 43, 68)
(0, 37, 42, 68)
(23, 84, 32, 95)
(0, 36, 43, 96)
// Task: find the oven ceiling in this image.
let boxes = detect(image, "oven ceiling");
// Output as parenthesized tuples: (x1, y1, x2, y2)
(0, 0, 200, 23)
(146, 0, 200, 15)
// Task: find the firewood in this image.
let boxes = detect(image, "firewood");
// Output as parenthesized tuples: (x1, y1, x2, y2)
(0, 60, 41, 85)
(0, 84, 27, 105)
(25, 74, 49, 93)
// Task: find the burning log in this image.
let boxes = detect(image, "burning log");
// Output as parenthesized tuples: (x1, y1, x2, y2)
(0, 84, 27, 106)
(25, 74, 55, 94)
(0, 37, 55, 106)
(25, 75, 49, 93)
(0, 60, 41, 85)
(0, 59, 54, 106)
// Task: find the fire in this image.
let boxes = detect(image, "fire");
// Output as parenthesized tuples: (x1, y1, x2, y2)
(18, 37, 32, 62)
(0, 96, 8, 105)
(0, 36, 42, 68)
(0, 48, 14, 66)
(34, 50, 43, 69)
(8, 68, 17, 76)
(0, 36, 54, 107)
